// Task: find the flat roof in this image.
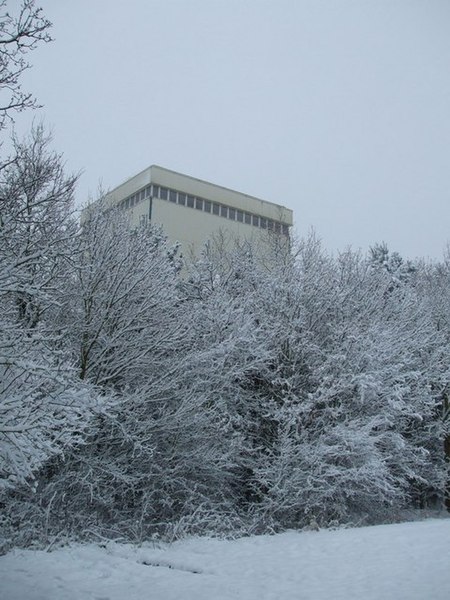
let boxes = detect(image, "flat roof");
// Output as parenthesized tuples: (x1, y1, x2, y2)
(106, 165, 293, 225)
(150, 165, 283, 207)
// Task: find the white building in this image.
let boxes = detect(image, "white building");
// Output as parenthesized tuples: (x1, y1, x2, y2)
(98, 165, 293, 257)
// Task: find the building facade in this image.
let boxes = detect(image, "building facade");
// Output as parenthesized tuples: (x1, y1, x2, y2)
(98, 165, 293, 257)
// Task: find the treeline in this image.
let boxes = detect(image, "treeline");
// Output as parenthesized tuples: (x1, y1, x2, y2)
(0, 127, 449, 549)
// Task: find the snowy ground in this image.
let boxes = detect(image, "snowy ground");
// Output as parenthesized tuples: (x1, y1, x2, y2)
(1, 519, 449, 600)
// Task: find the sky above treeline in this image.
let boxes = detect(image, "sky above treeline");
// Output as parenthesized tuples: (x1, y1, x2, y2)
(14, 0, 450, 261)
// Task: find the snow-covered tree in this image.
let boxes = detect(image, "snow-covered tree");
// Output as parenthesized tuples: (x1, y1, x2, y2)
(59, 204, 183, 390)
(226, 237, 448, 528)
(369, 242, 416, 286)
(19, 206, 195, 540)
(28, 233, 277, 541)
(413, 251, 450, 510)
(0, 127, 98, 492)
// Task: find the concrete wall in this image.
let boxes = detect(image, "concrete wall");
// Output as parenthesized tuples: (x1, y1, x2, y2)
(151, 197, 274, 258)
(93, 165, 293, 259)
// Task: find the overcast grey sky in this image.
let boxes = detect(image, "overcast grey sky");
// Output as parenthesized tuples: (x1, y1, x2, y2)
(16, 0, 450, 260)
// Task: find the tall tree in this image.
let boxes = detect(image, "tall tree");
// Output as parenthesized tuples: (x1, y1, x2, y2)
(0, 127, 96, 491)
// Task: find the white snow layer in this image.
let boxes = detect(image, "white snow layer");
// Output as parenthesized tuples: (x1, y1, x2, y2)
(1, 519, 449, 600)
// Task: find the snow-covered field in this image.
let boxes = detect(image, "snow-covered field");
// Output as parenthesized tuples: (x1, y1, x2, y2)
(1, 519, 449, 600)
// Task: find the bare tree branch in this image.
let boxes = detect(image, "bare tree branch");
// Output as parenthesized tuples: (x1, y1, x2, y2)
(0, 0, 52, 130)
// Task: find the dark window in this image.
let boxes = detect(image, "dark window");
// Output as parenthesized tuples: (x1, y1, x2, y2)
(282, 224, 289, 236)
(229, 208, 236, 220)
(152, 185, 160, 198)
(220, 205, 228, 218)
(145, 186, 151, 198)
(178, 193, 186, 206)
(169, 190, 177, 203)
(195, 197, 203, 210)
(204, 200, 211, 213)
(267, 220, 274, 231)
(140, 190, 145, 201)
(274, 222, 281, 234)
(187, 195, 194, 208)
(125, 198, 130, 209)
(160, 187, 168, 200)
(244, 212, 251, 225)
(260, 217, 267, 229)
(252, 215, 260, 227)
(237, 210, 243, 222)
(212, 203, 220, 215)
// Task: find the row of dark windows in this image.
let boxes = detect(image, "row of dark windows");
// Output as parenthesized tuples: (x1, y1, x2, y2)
(118, 184, 290, 236)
